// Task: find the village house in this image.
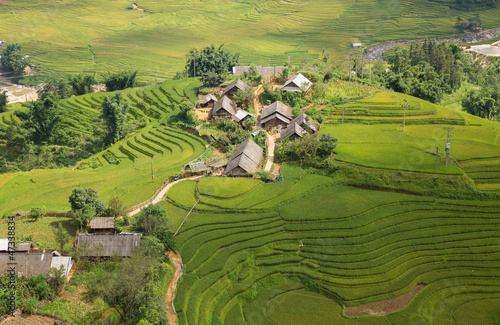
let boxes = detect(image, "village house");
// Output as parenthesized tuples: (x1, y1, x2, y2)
(224, 139, 263, 176)
(200, 94, 217, 108)
(89, 217, 115, 234)
(233, 109, 253, 124)
(280, 113, 318, 142)
(352, 43, 363, 49)
(222, 78, 250, 98)
(0, 251, 74, 277)
(260, 101, 294, 129)
(210, 96, 237, 120)
(281, 73, 313, 92)
(76, 233, 142, 257)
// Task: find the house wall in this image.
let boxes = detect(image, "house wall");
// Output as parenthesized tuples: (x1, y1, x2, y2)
(226, 167, 248, 176)
(263, 118, 289, 130)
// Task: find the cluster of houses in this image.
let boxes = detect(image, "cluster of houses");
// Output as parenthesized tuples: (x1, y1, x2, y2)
(0, 217, 142, 279)
(194, 70, 319, 177)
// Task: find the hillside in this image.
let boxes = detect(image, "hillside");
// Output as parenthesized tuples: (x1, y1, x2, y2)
(0, 0, 499, 79)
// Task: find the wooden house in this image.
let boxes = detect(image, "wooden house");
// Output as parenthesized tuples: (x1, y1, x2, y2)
(281, 73, 313, 92)
(200, 94, 217, 108)
(224, 139, 263, 176)
(260, 101, 294, 129)
(76, 233, 142, 257)
(233, 109, 253, 124)
(222, 78, 250, 98)
(280, 113, 318, 141)
(210, 96, 237, 120)
(89, 217, 115, 234)
(0, 252, 73, 277)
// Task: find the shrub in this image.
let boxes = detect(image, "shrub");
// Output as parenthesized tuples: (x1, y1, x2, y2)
(256, 171, 272, 182)
(29, 273, 51, 300)
(30, 207, 45, 221)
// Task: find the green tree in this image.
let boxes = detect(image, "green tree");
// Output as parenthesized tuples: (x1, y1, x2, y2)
(68, 74, 95, 96)
(154, 227, 175, 251)
(106, 195, 126, 218)
(138, 236, 166, 259)
(37, 77, 71, 100)
(52, 222, 71, 251)
(187, 44, 239, 76)
(75, 205, 95, 231)
(47, 265, 67, 295)
(104, 70, 138, 91)
(1, 43, 29, 74)
(101, 93, 130, 145)
(28, 273, 51, 300)
(242, 64, 262, 84)
(200, 71, 226, 87)
(318, 133, 338, 156)
(24, 95, 61, 144)
(68, 187, 106, 215)
(0, 91, 7, 113)
(135, 204, 169, 236)
(233, 87, 255, 107)
(30, 207, 45, 222)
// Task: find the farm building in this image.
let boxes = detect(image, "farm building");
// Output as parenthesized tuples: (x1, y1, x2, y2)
(280, 113, 318, 142)
(188, 162, 208, 175)
(352, 43, 362, 48)
(222, 78, 250, 98)
(210, 96, 237, 119)
(281, 73, 313, 92)
(200, 94, 217, 108)
(260, 101, 294, 129)
(89, 217, 115, 233)
(232, 66, 286, 77)
(76, 233, 142, 257)
(233, 109, 253, 123)
(0, 238, 31, 252)
(0, 252, 74, 277)
(224, 139, 263, 176)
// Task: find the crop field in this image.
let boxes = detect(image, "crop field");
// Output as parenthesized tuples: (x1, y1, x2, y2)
(1, 0, 499, 80)
(320, 92, 500, 189)
(167, 164, 500, 324)
(0, 79, 206, 216)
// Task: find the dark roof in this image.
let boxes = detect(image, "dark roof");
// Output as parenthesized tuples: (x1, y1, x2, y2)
(210, 96, 237, 118)
(261, 101, 293, 121)
(232, 66, 286, 77)
(90, 217, 115, 230)
(0, 253, 52, 277)
(76, 233, 142, 257)
(225, 139, 263, 174)
(280, 122, 307, 141)
(291, 113, 318, 132)
(201, 94, 217, 104)
(222, 78, 250, 96)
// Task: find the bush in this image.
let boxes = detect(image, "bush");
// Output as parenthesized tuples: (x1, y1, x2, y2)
(30, 207, 45, 221)
(29, 273, 51, 300)
(256, 171, 272, 182)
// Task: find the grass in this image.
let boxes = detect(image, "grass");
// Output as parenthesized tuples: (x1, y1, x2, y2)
(1, 0, 499, 81)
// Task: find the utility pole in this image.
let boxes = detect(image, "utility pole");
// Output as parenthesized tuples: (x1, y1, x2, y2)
(185, 54, 188, 82)
(369, 59, 372, 82)
(444, 127, 455, 166)
(355, 54, 358, 82)
(342, 104, 345, 124)
(193, 53, 196, 79)
(151, 161, 154, 183)
(288, 56, 291, 66)
(273, 64, 276, 77)
(348, 54, 352, 82)
(400, 99, 409, 132)
(360, 56, 364, 80)
(435, 147, 439, 169)
(299, 158, 303, 180)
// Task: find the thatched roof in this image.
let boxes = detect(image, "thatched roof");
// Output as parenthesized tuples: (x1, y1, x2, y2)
(76, 233, 142, 257)
(201, 94, 217, 104)
(280, 122, 307, 141)
(281, 73, 312, 92)
(225, 139, 263, 174)
(232, 66, 286, 77)
(0, 252, 73, 277)
(189, 162, 208, 172)
(291, 113, 318, 132)
(261, 101, 293, 122)
(210, 96, 237, 118)
(90, 217, 115, 230)
(222, 78, 250, 96)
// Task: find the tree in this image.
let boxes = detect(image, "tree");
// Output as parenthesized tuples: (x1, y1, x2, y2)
(101, 93, 130, 145)
(186, 44, 239, 77)
(68, 74, 95, 96)
(200, 71, 226, 87)
(47, 265, 67, 295)
(0, 91, 7, 113)
(37, 78, 71, 100)
(24, 95, 61, 144)
(138, 236, 166, 259)
(242, 64, 262, 84)
(52, 222, 70, 251)
(30, 207, 45, 222)
(1, 43, 29, 74)
(106, 195, 126, 218)
(318, 133, 338, 156)
(135, 204, 169, 236)
(75, 205, 95, 231)
(104, 70, 138, 91)
(28, 273, 51, 300)
(154, 227, 175, 251)
(68, 187, 106, 215)
(232, 87, 255, 106)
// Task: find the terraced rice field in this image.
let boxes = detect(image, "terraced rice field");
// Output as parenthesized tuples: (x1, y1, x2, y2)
(167, 164, 500, 324)
(320, 92, 500, 189)
(0, 79, 206, 216)
(1, 0, 499, 80)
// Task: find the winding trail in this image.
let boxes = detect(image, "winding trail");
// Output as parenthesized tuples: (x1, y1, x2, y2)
(126, 175, 204, 325)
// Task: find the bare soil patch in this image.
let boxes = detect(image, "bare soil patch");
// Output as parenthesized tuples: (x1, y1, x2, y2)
(345, 284, 426, 317)
(1, 314, 60, 325)
(0, 1, 12, 5)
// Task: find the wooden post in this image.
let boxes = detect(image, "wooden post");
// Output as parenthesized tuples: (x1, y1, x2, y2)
(361, 56, 364, 80)
(355, 54, 358, 82)
(185, 54, 188, 82)
(400, 99, 408, 132)
(151, 161, 154, 183)
(342, 104, 345, 124)
(193, 53, 196, 79)
(435, 147, 439, 169)
(369, 60, 372, 82)
(299, 159, 303, 180)
(348, 54, 351, 82)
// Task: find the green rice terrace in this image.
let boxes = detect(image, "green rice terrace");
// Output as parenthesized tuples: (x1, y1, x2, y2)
(1, 0, 500, 79)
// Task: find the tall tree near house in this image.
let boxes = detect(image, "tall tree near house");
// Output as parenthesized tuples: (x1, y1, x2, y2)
(68, 187, 107, 216)
(52, 222, 70, 251)
(1, 43, 29, 74)
(135, 204, 170, 236)
(68, 74, 95, 95)
(186, 44, 239, 77)
(24, 95, 61, 145)
(0, 91, 7, 113)
(101, 93, 130, 145)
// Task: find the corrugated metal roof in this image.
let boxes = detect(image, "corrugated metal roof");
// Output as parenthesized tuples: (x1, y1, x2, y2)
(17, 243, 31, 252)
(210, 96, 237, 118)
(222, 78, 250, 96)
(77, 233, 142, 257)
(50, 256, 73, 277)
(0, 239, 8, 251)
(281, 73, 312, 91)
(225, 139, 263, 174)
(90, 217, 115, 229)
(233, 109, 252, 122)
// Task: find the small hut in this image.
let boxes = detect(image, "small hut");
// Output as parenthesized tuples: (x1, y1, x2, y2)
(210, 96, 237, 120)
(281, 73, 313, 92)
(200, 94, 217, 108)
(352, 43, 363, 49)
(224, 139, 263, 176)
(260, 101, 294, 129)
(89, 217, 115, 234)
(188, 162, 208, 175)
(222, 78, 250, 98)
(280, 113, 318, 141)
(233, 109, 253, 124)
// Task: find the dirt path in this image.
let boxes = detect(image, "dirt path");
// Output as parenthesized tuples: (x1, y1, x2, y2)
(345, 284, 426, 316)
(165, 251, 183, 325)
(254, 85, 264, 120)
(1, 314, 60, 325)
(265, 133, 276, 172)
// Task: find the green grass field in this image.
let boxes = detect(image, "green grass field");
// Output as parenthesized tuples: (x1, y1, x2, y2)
(1, 0, 499, 80)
